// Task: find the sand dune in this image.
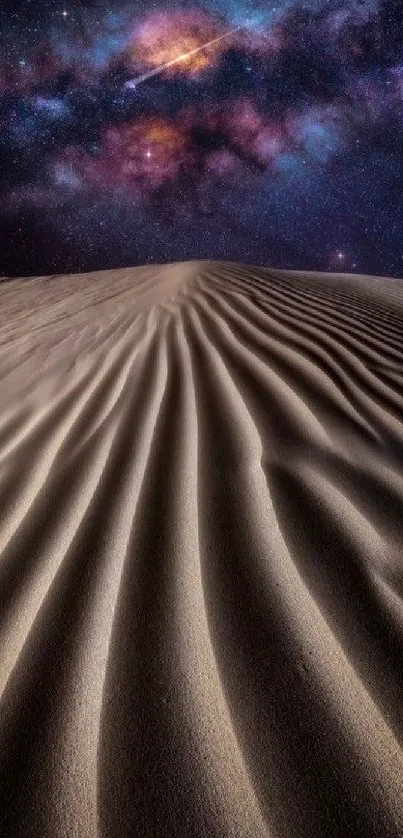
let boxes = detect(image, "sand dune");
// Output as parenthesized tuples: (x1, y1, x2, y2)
(0, 260, 403, 837)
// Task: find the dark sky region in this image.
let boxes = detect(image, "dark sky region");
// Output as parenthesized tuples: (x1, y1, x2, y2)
(0, 0, 402, 277)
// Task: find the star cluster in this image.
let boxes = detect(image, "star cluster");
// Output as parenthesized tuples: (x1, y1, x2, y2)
(1, 0, 402, 277)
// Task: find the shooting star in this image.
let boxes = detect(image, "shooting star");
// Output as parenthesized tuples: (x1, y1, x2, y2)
(124, 25, 246, 90)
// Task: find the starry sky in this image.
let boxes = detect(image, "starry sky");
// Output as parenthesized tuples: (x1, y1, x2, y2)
(1, 0, 402, 277)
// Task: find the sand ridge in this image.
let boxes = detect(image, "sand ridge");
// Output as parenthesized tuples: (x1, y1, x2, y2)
(0, 260, 403, 837)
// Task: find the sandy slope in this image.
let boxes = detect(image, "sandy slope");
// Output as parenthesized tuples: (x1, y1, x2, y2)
(0, 260, 403, 837)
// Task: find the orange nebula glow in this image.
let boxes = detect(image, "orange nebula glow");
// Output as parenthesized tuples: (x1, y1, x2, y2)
(143, 119, 187, 152)
(131, 11, 225, 76)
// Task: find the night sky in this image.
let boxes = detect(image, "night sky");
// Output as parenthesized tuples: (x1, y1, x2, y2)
(1, 0, 402, 277)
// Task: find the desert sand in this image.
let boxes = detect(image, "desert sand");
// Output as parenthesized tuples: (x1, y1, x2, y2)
(0, 260, 403, 837)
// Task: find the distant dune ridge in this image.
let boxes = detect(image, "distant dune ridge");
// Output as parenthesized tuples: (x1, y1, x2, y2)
(1, 260, 403, 837)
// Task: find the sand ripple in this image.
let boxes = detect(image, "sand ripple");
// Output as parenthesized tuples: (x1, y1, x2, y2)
(0, 261, 403, 837)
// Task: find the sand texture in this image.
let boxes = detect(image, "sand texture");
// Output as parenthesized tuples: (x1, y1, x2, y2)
(0, 260, 403, 837)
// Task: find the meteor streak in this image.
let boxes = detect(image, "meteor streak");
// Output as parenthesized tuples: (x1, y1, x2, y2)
(125, 25, 245, 89)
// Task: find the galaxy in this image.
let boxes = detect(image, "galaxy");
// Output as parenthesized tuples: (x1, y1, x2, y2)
(1, 0, 402, 277)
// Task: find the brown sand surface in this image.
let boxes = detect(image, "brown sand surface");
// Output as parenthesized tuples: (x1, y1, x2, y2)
(0, 260, 403, 837)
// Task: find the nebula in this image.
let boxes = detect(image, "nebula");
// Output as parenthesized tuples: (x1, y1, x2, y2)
(128, 10, 229, 76)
